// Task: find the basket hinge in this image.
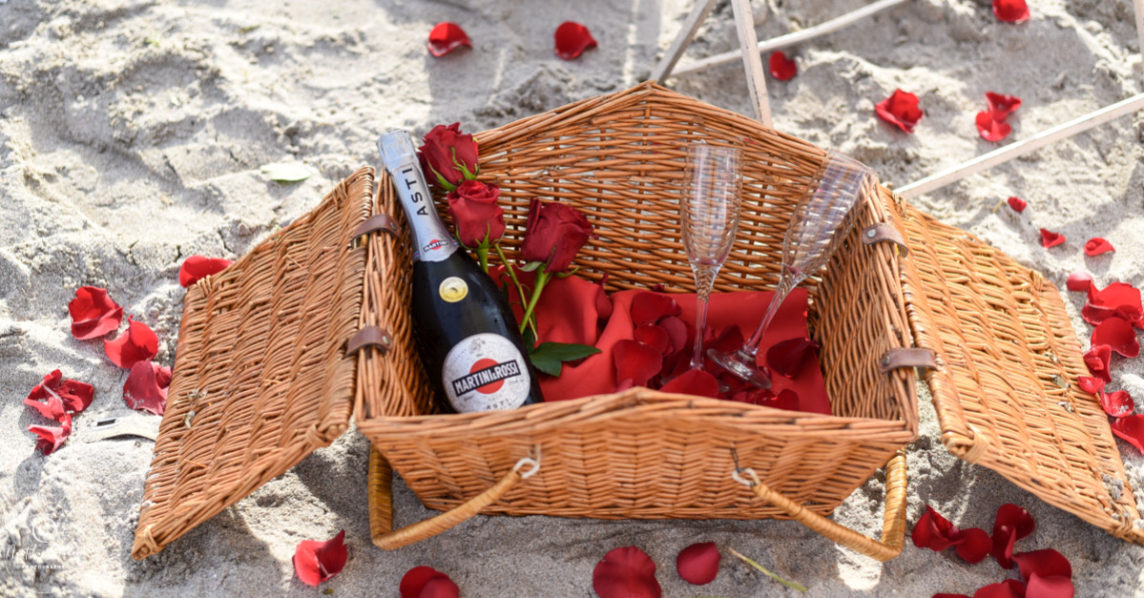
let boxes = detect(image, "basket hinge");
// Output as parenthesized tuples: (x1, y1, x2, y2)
(346, 326, 394, 356)
(351, 213, 401, 241)
(862, 223, 910, 255)
(879, 348, 937, 373)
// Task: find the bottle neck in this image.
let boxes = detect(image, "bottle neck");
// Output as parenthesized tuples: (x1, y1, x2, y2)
(386, 162, 459, 263)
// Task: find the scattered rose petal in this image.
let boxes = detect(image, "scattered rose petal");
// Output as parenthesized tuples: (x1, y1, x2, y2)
(1077, 376, 1105, 395)
(1039, 229, 1066, 248)
(765, 337, 819, 378)
(427, 22, 472, 58)
(104, 318, 159, 369)
(954, 527, 992, 564)
(912, 506, 958, 551)
(875, 89, 923, 133)
(24, 369, 94, 415)
(124, 361, 172, 415)
(658, 316, 688, 355)
(1083, 344, 1112, 383)
(613, 340, 663, 389)
(28, 418, 72, 455)
(634, 324, 670, 355)
(1111, 415, 1144, 452)
(993, 0, 1030, 23)
(975, 111, 1012, 142)
(554, 21, 597, 60)
(974, 580, 1027, 598)
(1099, 389, 1134, 418)
(68, 286, 124, 340)
(766, 388, 800, 411)
(1091, 317, 1139, 358)
(1083, 237, 1115, 257)
(991, 503, 1035, 569)
(179, 255, 232, 287)
(986, 92, 1023, 120)
(24, 386, 68, 421)
(1013, 549, 1071, 581)
(676, 542, 720, 585)
(400, 566, 459, 598)
(1025, 574, 1074, 598)
(292, 529, 348, 587)
(1065, 272, 1092, 292)
(1007, 196, 1027, 213)
(1082, 282, 1143, 326)
(768, 51, 797, 81)
(661, 369, 720, 399)
(631, 293, 681, 326)
(593, 546, 661, 598)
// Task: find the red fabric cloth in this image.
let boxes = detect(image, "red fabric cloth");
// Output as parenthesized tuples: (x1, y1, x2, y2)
(507, 269, 830, 415)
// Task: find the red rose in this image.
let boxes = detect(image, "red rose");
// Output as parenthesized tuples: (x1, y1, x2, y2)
(447, 180, 505, 247)
(520, 198, 593, 272)
(418, 123, 479, 191)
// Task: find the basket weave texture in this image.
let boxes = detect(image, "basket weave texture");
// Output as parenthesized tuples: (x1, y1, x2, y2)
(356, 83, 919, 521)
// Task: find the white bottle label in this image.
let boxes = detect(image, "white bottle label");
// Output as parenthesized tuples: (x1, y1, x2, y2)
(441, 333, 531, 413)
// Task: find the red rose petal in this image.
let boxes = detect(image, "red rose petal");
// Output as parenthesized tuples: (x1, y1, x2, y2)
(68, 286, 124, 340)
(634, 324, 670, 355)
(401, 567, 451, 598)
(631, 292, 681, 326)
(676, 542, 720, 585)
(1091, 317, 1139, 358)
(104, 318, 159, 369)
(1083, 237, 1115, 257)
(993, 0, 1030, 23)
(1007, 196, 1027, 213)
(427, 22, 472, 58)
(875, 89, 923, 133)
(292, 529, 347, 587)
(1099, 389, 1134, 418)
(1111, 415, 1144, 452)
(1039, 229, 1066, 248)
(661, 369, 720, 399)
(991, 504, 1035, 569)
(1083, 282, 1143, 326)
(986, 92, 1022, 120)
(28, 417, 72, 455)
(765, 337, 819, 378)
(25, 369, 94, 417)
(953, 527, 991, 564)
(554, 21, 597, 61)
(1013, 548, 1071, 581)
(912, 506, 957, 551)
(768, 51, 797, 81)
(178, 255, 232, 288)
(973, 580, 1026, 598)
(1025, 575, 1073, 598)
(766, 388, 800, 411)
(658, 316, 689, 355)
(124, 361, 172, 416)
(24, 383, 68, 421)
(593, 546, 661, 598)
(1065, 272, 1092, 292)
(418, 578, 461, 598)
(613, 340, 663, 389)
(1077, 376, 1105, 395)
(975, 111, 1012, 142)
(1083, 344, 1112, 383)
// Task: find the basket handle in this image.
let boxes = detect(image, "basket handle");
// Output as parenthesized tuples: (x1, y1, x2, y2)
(736, 450, 908, 562)
(367, 447, 540, 550)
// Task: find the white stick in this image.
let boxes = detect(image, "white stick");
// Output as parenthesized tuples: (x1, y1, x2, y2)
(670, 0, 909, 78)
(729, 0, 773, 127)
(651, 0, 719, 83)
(897, 92, 1144, 198)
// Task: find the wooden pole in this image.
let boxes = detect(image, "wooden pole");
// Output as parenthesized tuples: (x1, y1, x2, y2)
(651, 0, 718, 83)
(729, 0, 773, 127)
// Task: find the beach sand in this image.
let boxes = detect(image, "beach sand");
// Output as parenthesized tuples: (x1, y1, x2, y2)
(2, 0, 1143, 595)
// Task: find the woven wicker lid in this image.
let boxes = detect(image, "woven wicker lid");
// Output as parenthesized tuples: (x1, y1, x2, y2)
(891, 191, 1144, 544)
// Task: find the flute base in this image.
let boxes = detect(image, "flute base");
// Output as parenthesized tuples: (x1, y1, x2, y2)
(707, 347, 772, 389)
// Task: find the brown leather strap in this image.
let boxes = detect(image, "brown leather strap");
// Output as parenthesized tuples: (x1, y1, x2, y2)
(346, 326, 394, 356)
(351, 214, 400, 241)
(862, 223, 910, 255)
(879, 348, 937, 373)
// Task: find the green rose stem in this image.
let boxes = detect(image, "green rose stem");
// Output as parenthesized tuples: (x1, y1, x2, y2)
(476, 237, 490, 273)
(519, 269, 551, 335)
(727, 547, 807, 592)
(492, 243, 537, 337)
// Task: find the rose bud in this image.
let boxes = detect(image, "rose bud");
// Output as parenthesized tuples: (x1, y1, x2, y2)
(418, 123, 479, 191)
(520, 198, 593, 273)
(447, 180, 505, 247)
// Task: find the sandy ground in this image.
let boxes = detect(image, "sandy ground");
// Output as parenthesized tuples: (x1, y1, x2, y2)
(2, 0, 1144, 595)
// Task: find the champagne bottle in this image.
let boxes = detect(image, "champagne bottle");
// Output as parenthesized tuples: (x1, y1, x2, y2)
(378, 130, 543, 413)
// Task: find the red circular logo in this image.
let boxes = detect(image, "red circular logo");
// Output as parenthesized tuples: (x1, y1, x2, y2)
(470, 358, 505, 394)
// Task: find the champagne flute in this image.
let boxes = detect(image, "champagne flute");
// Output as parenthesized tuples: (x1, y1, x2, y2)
(681, 143, 742, 370)
(708, 152, 874, 387)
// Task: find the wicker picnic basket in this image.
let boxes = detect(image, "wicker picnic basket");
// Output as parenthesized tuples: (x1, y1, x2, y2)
(131, 82, 1143, 563)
